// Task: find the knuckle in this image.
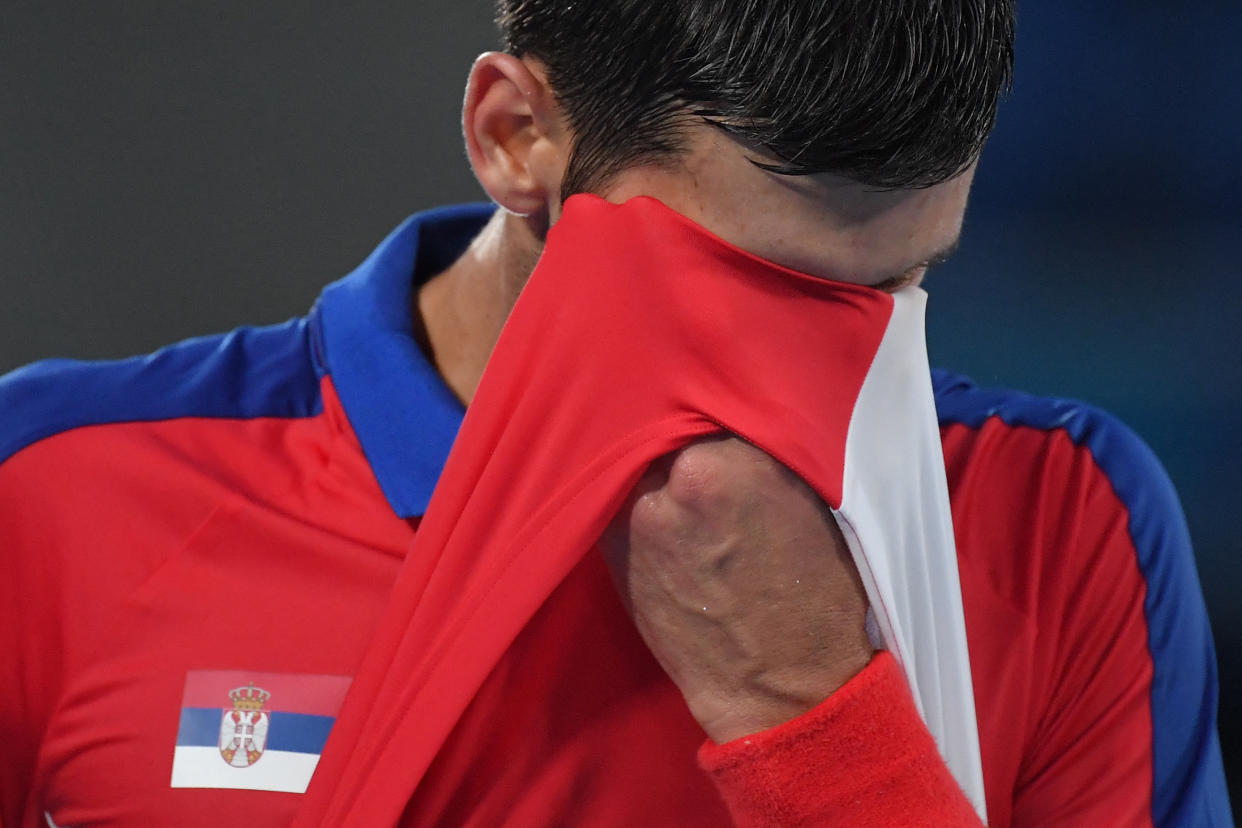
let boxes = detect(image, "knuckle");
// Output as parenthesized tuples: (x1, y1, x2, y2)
(664, 436, 788, 508)
(629, 489, 667, 532)
(665, 441, 730, 507)
(626, 488, 686, 550)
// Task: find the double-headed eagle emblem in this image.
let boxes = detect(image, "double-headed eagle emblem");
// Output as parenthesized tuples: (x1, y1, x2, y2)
(218, 683, 270, 768)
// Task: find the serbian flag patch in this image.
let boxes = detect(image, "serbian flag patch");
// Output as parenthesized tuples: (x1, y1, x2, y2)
(170, 670, 351, 793)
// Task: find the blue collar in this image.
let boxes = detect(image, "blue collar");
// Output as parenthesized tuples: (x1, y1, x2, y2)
(310, 203, 496, 518)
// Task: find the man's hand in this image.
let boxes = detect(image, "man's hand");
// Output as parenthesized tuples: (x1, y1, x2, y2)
(599, 435, 875, 744)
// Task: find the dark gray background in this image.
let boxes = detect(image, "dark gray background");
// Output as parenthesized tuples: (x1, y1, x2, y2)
(4, 0, 1240, 810)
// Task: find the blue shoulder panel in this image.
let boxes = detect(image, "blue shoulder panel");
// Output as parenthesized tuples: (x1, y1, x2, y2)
(932, 369, 1233, 827)
(0, 317, 322, 466)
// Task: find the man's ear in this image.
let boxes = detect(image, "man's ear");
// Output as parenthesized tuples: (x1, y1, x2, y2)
(463, 52, 569, 216)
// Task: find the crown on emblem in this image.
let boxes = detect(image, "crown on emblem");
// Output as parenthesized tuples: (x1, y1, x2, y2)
(229, 683, 271, 711)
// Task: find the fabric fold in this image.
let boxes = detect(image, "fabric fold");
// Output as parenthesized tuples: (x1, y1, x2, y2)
(295, 194, 985, 824)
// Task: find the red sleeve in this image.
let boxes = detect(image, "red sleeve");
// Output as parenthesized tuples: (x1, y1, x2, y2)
(997, 426, 1179, 827)
(698, 650, 982, 828)
(940, 415, 1229, 826)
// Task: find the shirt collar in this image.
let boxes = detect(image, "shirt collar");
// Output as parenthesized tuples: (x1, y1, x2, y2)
(310, 203, 496, 518)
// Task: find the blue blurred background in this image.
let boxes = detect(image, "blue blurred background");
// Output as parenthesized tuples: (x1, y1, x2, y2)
(2, 0, 1239, 812)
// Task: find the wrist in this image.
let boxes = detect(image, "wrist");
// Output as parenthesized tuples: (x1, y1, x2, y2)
(697, 644, 876, 744)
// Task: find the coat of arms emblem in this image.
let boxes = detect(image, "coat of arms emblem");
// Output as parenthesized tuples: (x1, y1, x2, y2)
(218, 683, 270, 768)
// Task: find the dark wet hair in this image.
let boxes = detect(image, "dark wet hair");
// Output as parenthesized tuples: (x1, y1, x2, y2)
(497, 0, 1015, 197)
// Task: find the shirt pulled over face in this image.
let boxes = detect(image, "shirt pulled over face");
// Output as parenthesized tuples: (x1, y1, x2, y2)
(295, 194, 986, 824)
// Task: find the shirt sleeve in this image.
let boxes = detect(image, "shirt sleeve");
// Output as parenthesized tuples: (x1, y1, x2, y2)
(698, 650, 983, 828)
(1007, 422, 1232, 827)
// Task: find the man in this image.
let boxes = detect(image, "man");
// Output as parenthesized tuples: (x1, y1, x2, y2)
(1, 1, 1230, 826)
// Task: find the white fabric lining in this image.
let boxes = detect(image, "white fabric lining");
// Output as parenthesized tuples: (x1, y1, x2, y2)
(833, 287, 987, 822)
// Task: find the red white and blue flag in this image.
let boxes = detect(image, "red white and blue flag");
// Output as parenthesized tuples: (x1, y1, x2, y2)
(171, 670, 350, 794)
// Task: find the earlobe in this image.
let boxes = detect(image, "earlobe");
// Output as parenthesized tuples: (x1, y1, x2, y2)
(463, 52, 566, 216)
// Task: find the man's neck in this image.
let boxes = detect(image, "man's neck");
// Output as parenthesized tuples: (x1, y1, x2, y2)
(414, 209, 543, 406)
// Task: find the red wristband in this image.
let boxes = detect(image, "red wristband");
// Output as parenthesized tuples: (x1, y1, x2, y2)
(698, 650, 982, 827)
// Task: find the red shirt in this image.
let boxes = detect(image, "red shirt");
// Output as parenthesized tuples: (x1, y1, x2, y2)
(0, 203, 1229, 826)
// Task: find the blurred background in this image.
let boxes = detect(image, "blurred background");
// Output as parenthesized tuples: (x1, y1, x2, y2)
(3, 0, 1239, 812)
